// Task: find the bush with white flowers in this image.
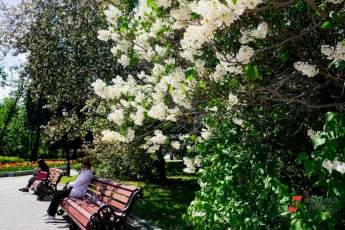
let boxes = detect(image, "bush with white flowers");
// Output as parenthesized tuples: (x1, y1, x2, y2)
(93, 0, 345, 228)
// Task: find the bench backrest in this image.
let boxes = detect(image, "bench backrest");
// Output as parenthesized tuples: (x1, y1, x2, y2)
(48, 168, 64, 185)
(87, 178, 142, 214)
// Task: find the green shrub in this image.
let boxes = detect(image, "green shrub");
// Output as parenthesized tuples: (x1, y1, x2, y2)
(185, 112, 345, 229)
(185, 120, 290, 229)
(0, 156, 25, 163)
(91, 143, 157, 181)
(289, 112, 345, 229)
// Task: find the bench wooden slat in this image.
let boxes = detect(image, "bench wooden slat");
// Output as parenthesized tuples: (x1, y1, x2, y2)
(88, 184, 130, 204)
(92, 178, 138, 192)
(61, 200, 90, 228)
(60, 177, 142, 229)
(86, 189, 126, 210)
(89, 182, 133, 197)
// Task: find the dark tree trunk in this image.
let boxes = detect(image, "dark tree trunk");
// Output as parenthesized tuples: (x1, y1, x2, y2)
(26, 91, 49, 160)
(155, 152, 167, 181)
(30, 127, 40, 161)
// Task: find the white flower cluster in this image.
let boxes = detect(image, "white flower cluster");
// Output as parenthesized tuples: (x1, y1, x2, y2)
(326, 0, 344, 4)
(321, 41, 345, 61)
(171, 141, 181, 150)
(201, 126, 212, 140)
(169, 0, 192, 30)
(306, 128, 323, 140)
(101, 129, 135, 143)
(322, 159, 345, 174)
(155, 0, 172, 8)
(142, 130, 168, 153)
(95, 0, 267, 154)
(108, 108, 125, 126)
(211, 46, 254, 81)
(181, 0, 263, 61)
(183, 155, 202, 173)
(293, 62, 319, 78)
(239, 22, 268, 44)
(228, 93, 239, 110)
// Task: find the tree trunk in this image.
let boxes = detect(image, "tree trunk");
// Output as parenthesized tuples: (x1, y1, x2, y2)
(155, 152, 167, 181)
(30, 127, 40, 161)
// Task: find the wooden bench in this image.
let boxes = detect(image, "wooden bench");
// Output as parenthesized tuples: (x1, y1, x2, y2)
(58, 177, 142, 230)
(32, 168, 65, 200)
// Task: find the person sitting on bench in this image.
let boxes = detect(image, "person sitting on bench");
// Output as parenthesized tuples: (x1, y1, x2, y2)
(19, 159, 49, 192)
(42, 159, 93, 221)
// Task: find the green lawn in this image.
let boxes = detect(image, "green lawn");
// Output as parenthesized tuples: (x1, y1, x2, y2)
(60, 164, 199, 229)
(0, 166, 34, 172)
(128, 175, 198, 230)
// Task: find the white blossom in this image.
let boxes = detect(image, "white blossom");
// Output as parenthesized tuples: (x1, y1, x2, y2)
(108, 109, 125, 126)
(118, 54, 130, 67)
(321, 41, 345, 61)
(236, 46, 255, 64)
(104, 5, 121, 25)
(326, 0, 344, 4)
(97, 30, 111, 41)
(130, 106, 145, 126)
(148, 103, 167, 120)
(239, 22, 268, 44)
(335, 162, 345, 174)
(155, 0, 172, 9)
(294, 62, 319, 78)
(171, 141, 181, 150)
(228, 94, 239, 108)
(92, 79, 108, 99)
(201, 126, 212, 140)
(322, 159, 345, 174)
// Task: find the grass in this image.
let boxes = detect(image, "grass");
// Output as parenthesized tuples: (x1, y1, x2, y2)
(127, 175, 198, 230)
(59, 161, 199, 229)
(0, 166, 34, 172)
(0, 156, 25, 163)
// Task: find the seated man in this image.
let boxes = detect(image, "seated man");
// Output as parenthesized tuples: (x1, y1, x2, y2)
(42, 159, 93, 221)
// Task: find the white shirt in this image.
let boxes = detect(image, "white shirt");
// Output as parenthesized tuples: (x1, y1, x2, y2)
(68, 169, 93, 198)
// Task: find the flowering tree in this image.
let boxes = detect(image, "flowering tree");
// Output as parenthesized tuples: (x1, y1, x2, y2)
(94, 0, 344, 168)
(0, 0, 124, 158)
(95, 0, 345, 228)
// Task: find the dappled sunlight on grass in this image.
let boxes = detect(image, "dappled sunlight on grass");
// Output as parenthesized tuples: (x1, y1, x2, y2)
(127, 175, 199, 229)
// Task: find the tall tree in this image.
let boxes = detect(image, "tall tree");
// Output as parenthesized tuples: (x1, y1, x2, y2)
(2, 0, 122, 155)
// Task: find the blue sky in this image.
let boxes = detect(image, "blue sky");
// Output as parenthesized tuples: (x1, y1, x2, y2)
(0, 0, 22, 100)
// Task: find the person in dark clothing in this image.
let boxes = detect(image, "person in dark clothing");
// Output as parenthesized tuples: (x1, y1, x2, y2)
(19, 159, 49, 192)
(42, 159, 93, 220)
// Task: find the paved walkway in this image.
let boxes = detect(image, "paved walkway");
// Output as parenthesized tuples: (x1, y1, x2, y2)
(0, 175, 69, 230)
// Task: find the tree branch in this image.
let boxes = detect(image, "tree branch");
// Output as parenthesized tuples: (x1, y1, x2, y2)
(255, 0, 295, 12)
(256, 21, 322, 53)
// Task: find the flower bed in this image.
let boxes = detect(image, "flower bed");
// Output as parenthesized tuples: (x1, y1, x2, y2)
(0, 160, 77, 172)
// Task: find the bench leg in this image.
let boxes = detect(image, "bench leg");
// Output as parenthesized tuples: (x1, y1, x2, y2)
(57, 209, 64, 216)
(69, 222, 79, 230)
(89, 214, 124, 230)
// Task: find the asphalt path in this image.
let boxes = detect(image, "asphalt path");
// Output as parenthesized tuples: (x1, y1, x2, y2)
(0, 174, 69, 230)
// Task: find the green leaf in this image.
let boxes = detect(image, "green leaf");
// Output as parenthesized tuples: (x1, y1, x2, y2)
(219, 0, 229, 6)
(313, 136, 326, 149)
(318, 211, 331, 221)
(244, 65, 261, 81)
(291, 219, 304, 230)
(199, 80, 206, 89)
(304, 160, 314, 175)
(320, 21, 332, 29)
(296, 152, 308, 163)
(185, 69, 197, 82)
